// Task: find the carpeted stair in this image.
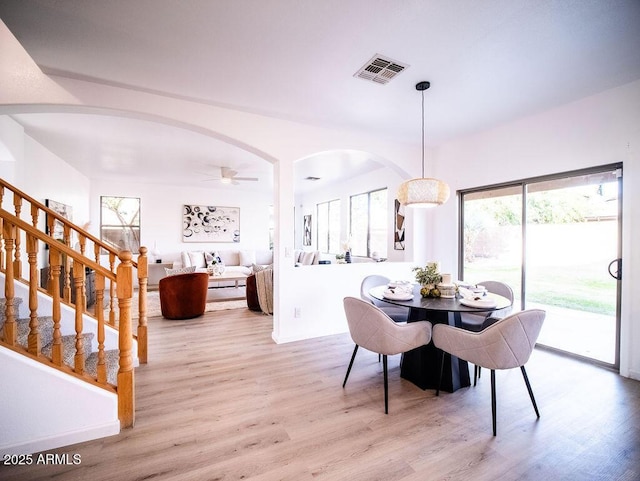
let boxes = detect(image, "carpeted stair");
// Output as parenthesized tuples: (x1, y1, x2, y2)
(1, 297, 119, 385)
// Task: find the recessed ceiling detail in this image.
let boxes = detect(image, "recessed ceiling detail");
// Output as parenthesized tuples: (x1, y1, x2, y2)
(353, 54, 409, 85)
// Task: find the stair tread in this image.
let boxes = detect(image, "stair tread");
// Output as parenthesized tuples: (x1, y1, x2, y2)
(41, 332, 95, 368)
(3, 297, 121, 387)
(85, 349, 120, 386)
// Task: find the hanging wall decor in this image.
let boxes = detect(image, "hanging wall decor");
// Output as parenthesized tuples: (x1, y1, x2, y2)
(394, 198, 405, 250)
(45, 199, 73, 241)
(183, 205, 240, 243)
(303, 214, 312, 246)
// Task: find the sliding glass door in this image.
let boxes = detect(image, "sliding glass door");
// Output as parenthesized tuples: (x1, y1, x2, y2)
(460, 164, 622, 367)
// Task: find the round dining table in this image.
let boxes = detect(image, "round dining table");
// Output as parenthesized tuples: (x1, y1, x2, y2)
(369, 283, 512, 393)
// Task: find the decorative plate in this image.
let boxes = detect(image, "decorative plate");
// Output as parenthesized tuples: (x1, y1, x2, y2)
(383, 289, 413, 301)
(459, 297, 497, 308)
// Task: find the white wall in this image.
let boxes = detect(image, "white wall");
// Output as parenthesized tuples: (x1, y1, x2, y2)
(429, 79, 640, 379)
(295, 164, 408, 262)
(89, 178, 273, 265)
(0, 117, 91, 266)
(0, 347, 119, 455)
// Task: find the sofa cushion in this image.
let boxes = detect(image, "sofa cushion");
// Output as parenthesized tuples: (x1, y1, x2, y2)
(217, 250, 240, 266)
(239, 250, 256, 267)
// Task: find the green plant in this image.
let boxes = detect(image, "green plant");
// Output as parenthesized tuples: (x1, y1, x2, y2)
(413, 263, 442, 286)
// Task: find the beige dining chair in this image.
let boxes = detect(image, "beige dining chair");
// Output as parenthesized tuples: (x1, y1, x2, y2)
(360, 275, 410, 323)
(460, 280, 515, 385)
(433, 309, 546, 435)
(342, 297, 432, 414)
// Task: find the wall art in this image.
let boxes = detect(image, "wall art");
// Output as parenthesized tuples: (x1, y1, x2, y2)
(183, 205, 240, 243)
(303, 214, 312, 246)
(394, 198, 405, 250)
(45, 199, 72, 242)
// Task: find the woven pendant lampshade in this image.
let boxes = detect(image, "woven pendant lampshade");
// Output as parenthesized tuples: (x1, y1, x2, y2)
(397, 81, 450, 208)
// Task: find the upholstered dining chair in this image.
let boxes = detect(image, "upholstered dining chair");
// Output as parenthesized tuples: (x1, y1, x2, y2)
(433, 309, 546, 435)
(342, 297, 432, 414)
(460, 280, 515, 385)
(360, 275, 410, 323)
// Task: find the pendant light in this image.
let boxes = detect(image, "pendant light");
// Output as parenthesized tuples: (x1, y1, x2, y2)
(397, 81, 450, 207)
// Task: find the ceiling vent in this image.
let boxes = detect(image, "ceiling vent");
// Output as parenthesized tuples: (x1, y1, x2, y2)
(353, 54, 409, 85)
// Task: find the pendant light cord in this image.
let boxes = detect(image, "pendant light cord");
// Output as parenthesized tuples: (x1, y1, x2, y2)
(421, 89, 425, 178)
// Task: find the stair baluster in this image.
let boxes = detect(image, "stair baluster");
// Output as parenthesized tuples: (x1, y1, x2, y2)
(49, 248, 64, 366)
(73, 259, 86, 374)
(27, 233, 40, 355)
(2, 221, 16, 345)
(95, 274, 107, 384)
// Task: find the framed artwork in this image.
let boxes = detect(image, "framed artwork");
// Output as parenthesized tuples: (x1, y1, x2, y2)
(183, 205, 240, 243)
(100, 196, 141, 252)
(303, 214, 312, 246)
(394, 199, 405, 250)
(45, 199, 72, 242)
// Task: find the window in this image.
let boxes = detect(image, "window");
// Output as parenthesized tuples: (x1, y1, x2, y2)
(460, 164, 622, 366)
(100, 196, 141, 252)
(317, 199, 341, 253)
(350, 188, 387, 258)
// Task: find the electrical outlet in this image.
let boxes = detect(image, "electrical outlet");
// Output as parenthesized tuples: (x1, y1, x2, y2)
(294, 307, 301, 318)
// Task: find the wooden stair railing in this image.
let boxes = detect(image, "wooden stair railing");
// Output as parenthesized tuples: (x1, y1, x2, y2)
(0, 178, 148, 428)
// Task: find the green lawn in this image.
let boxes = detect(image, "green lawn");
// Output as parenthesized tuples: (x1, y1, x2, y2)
(465, 264, 616, 316)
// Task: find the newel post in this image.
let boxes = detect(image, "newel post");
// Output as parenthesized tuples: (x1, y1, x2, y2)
(116, 250, 135, 428)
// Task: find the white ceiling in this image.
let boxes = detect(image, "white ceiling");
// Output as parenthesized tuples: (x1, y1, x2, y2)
(1, 0, 639, 190)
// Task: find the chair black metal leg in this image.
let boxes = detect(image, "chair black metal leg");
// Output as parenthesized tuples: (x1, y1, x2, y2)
(383, 354, 389, 414)
(521, 366, 540, 418)
(491, 369, 497, 436)
(436, 349, 445, 397)
(474, 365, 479, 386)
(342, 345, 359, 388)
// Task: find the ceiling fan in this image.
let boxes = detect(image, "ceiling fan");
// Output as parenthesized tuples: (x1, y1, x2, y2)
(200, 166, 259, 185)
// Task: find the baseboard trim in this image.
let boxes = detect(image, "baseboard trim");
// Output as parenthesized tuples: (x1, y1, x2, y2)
(0, 421, 120, 456)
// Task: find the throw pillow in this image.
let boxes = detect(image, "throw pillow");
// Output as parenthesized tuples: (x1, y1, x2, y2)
(187, 251, 207, 268)
(252, 263, 273, 274)
(301, 251, 316, 265)
(205, 252, 215, 266)
(165, 266, 196, 276)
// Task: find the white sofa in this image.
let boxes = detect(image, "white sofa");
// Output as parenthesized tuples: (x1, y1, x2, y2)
(179, 249, 273, 286)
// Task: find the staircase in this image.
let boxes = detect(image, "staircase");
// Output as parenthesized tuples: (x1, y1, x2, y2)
(0, 177, 150, 455)
(0, 297, 120, 385)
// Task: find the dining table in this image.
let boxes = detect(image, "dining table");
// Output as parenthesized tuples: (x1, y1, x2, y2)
(369, 283, 512, 393)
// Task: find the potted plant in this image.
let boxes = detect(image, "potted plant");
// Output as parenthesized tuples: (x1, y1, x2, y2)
(413, 262, 443, 298)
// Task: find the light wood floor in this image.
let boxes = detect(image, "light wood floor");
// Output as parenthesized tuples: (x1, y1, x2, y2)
(2, 307, 639, 481)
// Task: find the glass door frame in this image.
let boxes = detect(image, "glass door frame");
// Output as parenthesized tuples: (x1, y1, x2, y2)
(458, 163, 623, 370)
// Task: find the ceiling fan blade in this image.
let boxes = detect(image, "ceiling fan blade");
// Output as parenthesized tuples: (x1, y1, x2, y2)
(233, 177, 259, 182)
(221, 167, 238, 178)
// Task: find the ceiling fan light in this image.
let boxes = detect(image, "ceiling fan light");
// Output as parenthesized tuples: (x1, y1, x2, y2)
(397, 177, 450, 207)
(220, 177, 232, 184)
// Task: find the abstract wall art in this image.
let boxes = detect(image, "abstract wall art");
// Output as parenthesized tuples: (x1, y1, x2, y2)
(394, 198, 405, 250)
(183, 205, 240, 243)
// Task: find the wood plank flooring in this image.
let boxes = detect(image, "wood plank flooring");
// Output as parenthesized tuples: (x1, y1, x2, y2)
(2, 307, 639, 480)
